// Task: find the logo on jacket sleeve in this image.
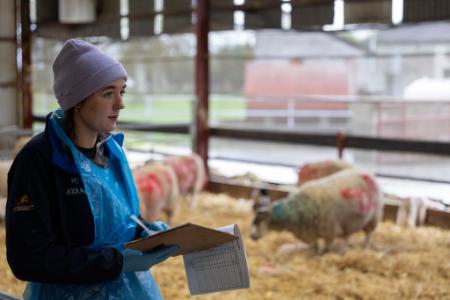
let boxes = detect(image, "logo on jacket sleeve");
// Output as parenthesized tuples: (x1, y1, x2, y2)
(13, 194, 36, 212)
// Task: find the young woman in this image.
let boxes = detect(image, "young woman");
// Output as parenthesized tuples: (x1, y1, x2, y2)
(5, 39, 177, 299)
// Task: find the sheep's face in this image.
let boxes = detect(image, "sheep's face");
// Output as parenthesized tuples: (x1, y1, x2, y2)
(250, 195, 271, 240)
(250, 210, 270, 240)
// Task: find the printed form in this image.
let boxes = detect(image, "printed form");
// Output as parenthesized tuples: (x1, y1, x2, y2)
(183, 224, 250, 295)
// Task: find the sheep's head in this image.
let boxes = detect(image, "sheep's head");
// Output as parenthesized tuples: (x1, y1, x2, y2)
(250, 189, 271, 240)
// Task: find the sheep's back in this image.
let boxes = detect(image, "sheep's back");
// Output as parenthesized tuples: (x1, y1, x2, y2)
(297, 160, 353, 185)
(297, 169, 381, 239)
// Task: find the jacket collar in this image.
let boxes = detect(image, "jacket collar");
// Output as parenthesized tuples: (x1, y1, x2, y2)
(45, 110, 125, 173)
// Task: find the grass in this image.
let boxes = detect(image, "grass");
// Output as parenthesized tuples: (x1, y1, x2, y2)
(32, 93, 247, 148)
(33, 93, 247, 124)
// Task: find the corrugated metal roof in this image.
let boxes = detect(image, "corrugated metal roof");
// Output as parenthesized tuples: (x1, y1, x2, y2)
(254, 30, 367, 58)
(377, 21, 450, 44)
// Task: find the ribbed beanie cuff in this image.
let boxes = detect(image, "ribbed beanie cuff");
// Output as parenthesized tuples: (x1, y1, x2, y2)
(52, 39, 128, 111)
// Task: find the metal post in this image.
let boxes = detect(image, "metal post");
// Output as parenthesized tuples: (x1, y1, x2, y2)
(18, 0, 32, 129)
(194, 0, 209, 170)
(336, 131, 345, 159)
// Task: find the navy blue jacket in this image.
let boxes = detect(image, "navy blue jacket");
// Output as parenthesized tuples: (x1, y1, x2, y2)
(5, 116, 145, 284)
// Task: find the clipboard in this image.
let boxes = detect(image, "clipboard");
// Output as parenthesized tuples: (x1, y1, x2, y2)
(124, 223, 239, 256)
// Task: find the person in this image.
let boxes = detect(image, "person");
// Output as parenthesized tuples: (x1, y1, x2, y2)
(5, 39, 178, 299)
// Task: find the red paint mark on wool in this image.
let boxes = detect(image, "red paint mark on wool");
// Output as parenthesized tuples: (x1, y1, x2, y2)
(166, 158, 194, 193)
(340, 187, 365, 201)
(180, 158, 196, 186)
(361, 174, 378, 192)
(299, 165, 319, 183)
(340, 187, 375, 214)
(136, 173, 165, 204)
(169, 161, 186, 179)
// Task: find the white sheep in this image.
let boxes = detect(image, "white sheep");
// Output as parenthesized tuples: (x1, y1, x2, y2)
(297, 159, 353, 186)
(163, 153, 206, 208)
(0, 160, 13, 223)
(0, 160, 13, 198)
(132, 153, 206, 224)
(133, 162, 179, 225)
(297, 159, 450, 228)
(0, 197, 6, 223)
(250, 169, 382, 253)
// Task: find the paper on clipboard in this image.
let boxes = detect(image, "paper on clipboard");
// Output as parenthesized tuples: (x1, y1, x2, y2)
(124, 223, 238, 256)
(183, 224, 250, 295)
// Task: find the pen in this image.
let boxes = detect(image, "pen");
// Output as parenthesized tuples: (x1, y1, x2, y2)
(130, 214, 157, 237)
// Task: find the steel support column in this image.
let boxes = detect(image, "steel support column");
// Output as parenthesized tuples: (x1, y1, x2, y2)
(194, 0, 209, 170)
(18, 0, 32, 128)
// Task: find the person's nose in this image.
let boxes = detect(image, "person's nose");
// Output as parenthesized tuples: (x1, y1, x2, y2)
(114, 93, 125, 111)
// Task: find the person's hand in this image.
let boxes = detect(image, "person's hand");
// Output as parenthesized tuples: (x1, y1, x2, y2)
(140, 220, 170, 238)
(122, 245, 179, 272)
(148, 220, 170, 232)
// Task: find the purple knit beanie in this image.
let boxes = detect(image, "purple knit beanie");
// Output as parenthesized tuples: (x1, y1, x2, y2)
(53, 39, 128, 111)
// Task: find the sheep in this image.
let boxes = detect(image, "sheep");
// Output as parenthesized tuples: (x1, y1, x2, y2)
(0, 197, 5, 223)
(132, 153, 206, 224)
(231, 171, 263, 186)
(297, 160, 353, 186)
(163, 153, 206, 208)
(0, 137, 30, 199)
(250, 169, 383, 254)
(0, 160, 13, 199)
(133, 163, 179, 225)
(0, 137, 29, 222)
(13, 135, 31, 157)
(298, 160, 448, 228)
(0, 160, 13, 222)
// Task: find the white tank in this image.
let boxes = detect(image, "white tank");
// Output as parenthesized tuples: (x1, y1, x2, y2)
(59, 0, 96, 24)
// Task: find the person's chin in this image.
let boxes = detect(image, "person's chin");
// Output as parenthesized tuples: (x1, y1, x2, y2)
(106, 119, 118, 131)
(104, 124, 116, 132)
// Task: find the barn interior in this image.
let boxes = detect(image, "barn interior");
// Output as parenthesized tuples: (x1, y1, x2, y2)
(1, 0, 450, 299)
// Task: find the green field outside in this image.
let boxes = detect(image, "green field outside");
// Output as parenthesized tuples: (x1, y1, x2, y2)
(33, 93, 246, 148)
(33, 93, 246, 124)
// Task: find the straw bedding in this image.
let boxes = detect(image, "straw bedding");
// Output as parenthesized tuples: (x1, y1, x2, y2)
(1, 192, 449, 299)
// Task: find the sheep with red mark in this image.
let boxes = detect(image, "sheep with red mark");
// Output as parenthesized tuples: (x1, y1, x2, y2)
(299, 161, 449, 228)
(251, 169, 382, 253)
(297, 160, 353, 186)
(163, 153, 206, 208)
(133, 163, 179, 225)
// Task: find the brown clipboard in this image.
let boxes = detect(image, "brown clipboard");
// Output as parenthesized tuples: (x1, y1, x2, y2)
(124, 223, 238, 256)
